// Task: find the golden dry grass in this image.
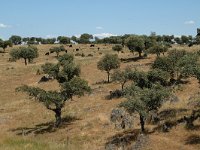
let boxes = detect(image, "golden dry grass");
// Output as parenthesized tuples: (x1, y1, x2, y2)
(0, 44, 200, 150)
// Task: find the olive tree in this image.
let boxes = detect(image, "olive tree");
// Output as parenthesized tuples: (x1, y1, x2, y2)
(9, 35, 22, 45)
(57, 36, 71, 44)
(125, 35, 145, 57)
(148, 42, 169, 57)
(112, 44, 123, 53)
(79, 33, 93, 44)
(50, 45, 65, 57)
(0, 40, 12, 52)
(10, 46, 39, 65)
(152, 49, 199, 82)
(16, 54, 90, 127)
(120, 84, 170, 132)
(112, 67, 134, 90)
(97, 54, 120, 83)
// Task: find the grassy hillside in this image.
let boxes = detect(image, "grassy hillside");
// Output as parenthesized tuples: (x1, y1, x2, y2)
(0, 44, 200, 150)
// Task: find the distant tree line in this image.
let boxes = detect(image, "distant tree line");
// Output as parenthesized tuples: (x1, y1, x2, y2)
(1, 30, 199, 48)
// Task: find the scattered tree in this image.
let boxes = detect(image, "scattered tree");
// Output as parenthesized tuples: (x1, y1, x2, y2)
(97, 54, 120, 83)
(152, 49, 199, 82)
(125, 35, 145, 57)
(57, 36, 71, 44)
(112, 67, 134, 90)
(16, 54, 90, 127)
(120, 84, 170, 132)
(112, 44, 123, 54)
(9, 35, 22, 45)
(0, 40, 12, 52)
(10, 46, 39, 65)
(79, 33, 93, 44)
(148, 42, 169, 57)
(50, 45, 65, 57)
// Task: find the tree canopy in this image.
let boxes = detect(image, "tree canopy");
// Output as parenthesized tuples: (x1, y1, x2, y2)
(125, 35, 145, 57)
(49, 45, 66, 57)
(16, 53, 90, 127)
(97, 54, 120, 83)
(10, 46, 39, 65)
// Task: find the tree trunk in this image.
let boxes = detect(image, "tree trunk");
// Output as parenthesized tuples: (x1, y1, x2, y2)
(56, 52, 59, 57)
(140, 115, 145, 132)
(24, 58, 27, 65)
(139, 52, 142, 58)
(121, 81, 126, 90)
(107, 71, 110, 83)
(54, 108, 62, 127)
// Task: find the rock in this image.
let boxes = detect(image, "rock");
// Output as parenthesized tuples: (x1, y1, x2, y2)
(111, 108, 134, 130)
(169, 95, 180, 103)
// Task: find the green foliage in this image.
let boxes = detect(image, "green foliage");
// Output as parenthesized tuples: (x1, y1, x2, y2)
(58, 54, 74, 65)
(195, 36, 200, 45)
(50, 45, 65, 57)
(125, 35, 145, 57)
(61, 77, 91, 99)
(148, 42, 169, 56)
(97, 54, 120, 83)
(129, 70, 151, 89)
(9, 46, 39, 65)
(9, 35, 22, 45)
(57, 62, 80, 83)
(41, 63, 59, 78)
(79, 33, 93, 44)
(57, 36, 71, 44)
(174, 37, 182, 44)
(181, 35, 190, 44)
(16, 53, 90, 127)
(112, 67, 134, 90)
(102, 36, 123, 44)
(41, 38, 56, 44)
(42, 54, 80, 83)
(112, 44, 123, 53)
(0, 40, 12, 52)
(71, 36, 78, 43)
(119, 83, 170, 131)
(16, 85, 64, 109)
(147, 69, 170, 86)
(152, 49, 198, 81)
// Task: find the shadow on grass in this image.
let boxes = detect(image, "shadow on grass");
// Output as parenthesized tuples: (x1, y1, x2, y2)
(105, 129, 140, 149)
(120, 56, 147, 63)
(10, 115, 78, 136)
(105, 129, 152, 150)
(158, 108, 188, 121)
(185, 135, 200, 145)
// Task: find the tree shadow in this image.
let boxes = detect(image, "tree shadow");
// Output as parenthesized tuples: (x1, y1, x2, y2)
(105, 129, 152, 150)
(158, 108, 188, 121)
(10, 115, 78, 136)
(185, 135, 200, 145)
(94, 80, 108, 85)
(105, 129, 140, 149)
(120, 56, 147, 63)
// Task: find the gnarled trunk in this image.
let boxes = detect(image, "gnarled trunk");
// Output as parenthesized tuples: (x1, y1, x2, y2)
(139, 51, 142, 58)
(24, 58, 27, 65)
(140, 115, 145, 132)
(107, 71, 110, 83)
(54, 108, 62, 127)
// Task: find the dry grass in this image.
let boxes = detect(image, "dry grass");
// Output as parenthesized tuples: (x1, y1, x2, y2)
(0, 44, 200, 150)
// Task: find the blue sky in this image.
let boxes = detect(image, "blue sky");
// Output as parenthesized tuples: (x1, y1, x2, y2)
(0, 0, 199, 39)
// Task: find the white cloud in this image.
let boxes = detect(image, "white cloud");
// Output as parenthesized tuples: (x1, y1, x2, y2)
(46, 35, 57, 38)
(74, 34, 81, 38)
(184, 20, 195, 25)
(96, 26, 103, 30)
(93, 33, 117, 38)
(0, 23, 11, 28)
